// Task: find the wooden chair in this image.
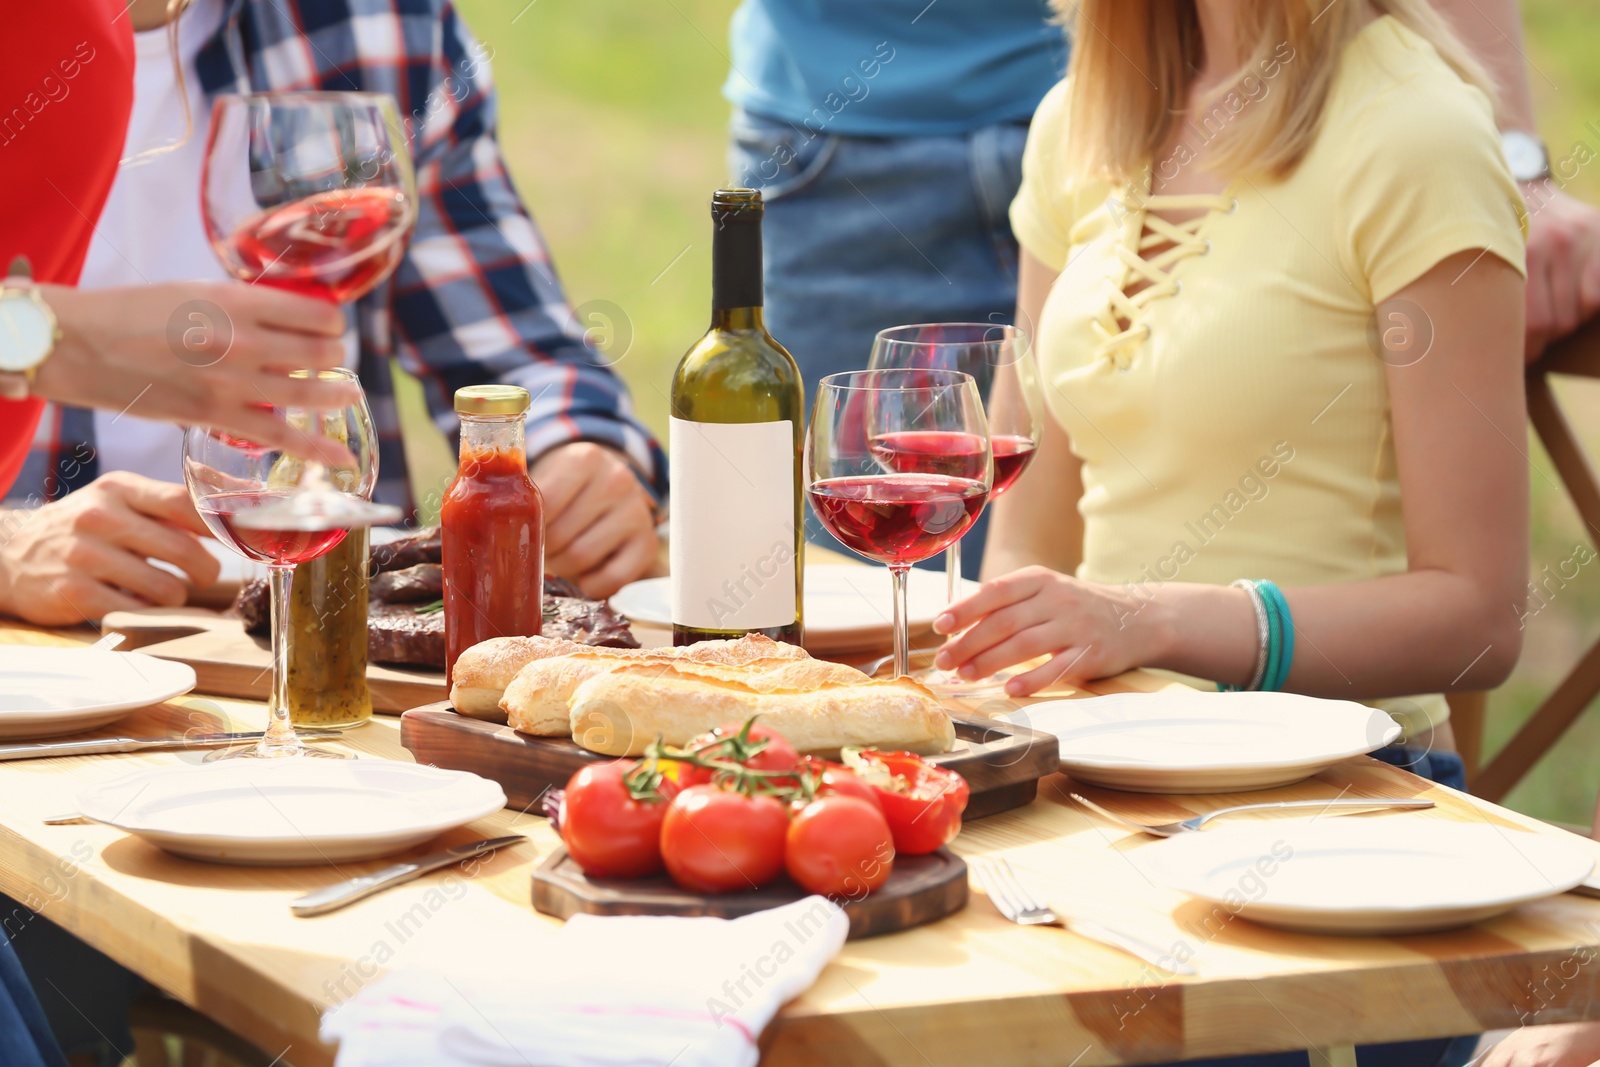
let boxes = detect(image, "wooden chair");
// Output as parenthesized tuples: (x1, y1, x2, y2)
(1454, 313, 1600, 801)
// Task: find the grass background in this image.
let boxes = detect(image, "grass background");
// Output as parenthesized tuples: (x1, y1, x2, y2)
(402, 0, 1600, 825)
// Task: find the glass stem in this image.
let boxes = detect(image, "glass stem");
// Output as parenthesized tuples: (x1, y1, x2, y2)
(891, 564, 911, 679)
(262, 563, 302, 756)
(946, 541, 962, 607)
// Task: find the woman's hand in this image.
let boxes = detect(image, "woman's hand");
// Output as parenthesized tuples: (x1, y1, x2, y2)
(32, 282, 360, 466)
(930, 566, 1162, 696)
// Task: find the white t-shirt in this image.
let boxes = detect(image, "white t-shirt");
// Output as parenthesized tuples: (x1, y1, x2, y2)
(79, 0, 356, 483)
(78, 0, 231, 483)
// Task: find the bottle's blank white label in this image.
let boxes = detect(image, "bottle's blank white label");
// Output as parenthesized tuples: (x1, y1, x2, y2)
(670, 417, 797, 631)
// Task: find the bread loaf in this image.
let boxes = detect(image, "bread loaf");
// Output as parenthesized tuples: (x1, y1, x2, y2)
(503, 654, 873, 736)
(567, 663, 955, 757)
(450, 633, 807, 722)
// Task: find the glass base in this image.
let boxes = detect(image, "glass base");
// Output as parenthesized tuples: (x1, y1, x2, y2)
(231, 490, 402, 531)
(203, 739, 353, 761)
(912, 665, 1016, 698)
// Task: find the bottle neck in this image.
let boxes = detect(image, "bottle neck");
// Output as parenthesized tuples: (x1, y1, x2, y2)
(459, 415, 526, 465)
(711, 306, 765, 331)
(711, 212, 763, 327)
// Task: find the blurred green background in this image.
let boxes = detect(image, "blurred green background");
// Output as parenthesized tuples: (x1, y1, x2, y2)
(402, 0, 1600, 826)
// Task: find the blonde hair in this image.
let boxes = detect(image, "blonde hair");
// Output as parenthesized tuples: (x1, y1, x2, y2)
(1054, 0, 1496, 182)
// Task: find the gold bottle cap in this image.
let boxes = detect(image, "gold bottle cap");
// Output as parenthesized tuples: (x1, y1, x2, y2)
(454, 385, 530, 416)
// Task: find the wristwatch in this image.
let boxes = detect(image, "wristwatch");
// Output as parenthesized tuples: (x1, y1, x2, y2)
(1501, 130, 1552, 183)
(0, 256, 61, 401)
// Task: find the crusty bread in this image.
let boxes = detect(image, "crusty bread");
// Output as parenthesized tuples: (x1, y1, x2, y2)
(567, 663, 955, 757)
(451, 633, 807, 722)
(503, 654, 873, 736)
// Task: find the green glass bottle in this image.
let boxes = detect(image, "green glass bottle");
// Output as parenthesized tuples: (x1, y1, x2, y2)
(669, 189, 804, 647)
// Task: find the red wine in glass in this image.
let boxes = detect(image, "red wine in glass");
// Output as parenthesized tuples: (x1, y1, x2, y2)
(990, 434, 1038, 497)
(868, 431, 988, 481)
(225, 187, 410, 303)
(808, 473, 988, 566)
(197, 490, 349, 565)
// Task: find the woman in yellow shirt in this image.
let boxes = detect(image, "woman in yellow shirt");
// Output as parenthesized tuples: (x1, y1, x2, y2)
(933, 0, 1528, 782)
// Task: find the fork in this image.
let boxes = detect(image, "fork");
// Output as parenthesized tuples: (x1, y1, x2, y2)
(972, 856, 1195, 976)
(1070, 793, 1434, 838)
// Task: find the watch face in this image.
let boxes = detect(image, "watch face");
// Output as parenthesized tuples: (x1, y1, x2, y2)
(1502, 131, 1549, 182)
(0, 293, 54, 372)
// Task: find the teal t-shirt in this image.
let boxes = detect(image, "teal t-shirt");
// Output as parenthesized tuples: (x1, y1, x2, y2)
(725, 0, 1068, 137)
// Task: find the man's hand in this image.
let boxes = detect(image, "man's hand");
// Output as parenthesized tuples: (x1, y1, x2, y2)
(1522, 182, 1600, 361)
(1479, 1022, 1600, 1067)
(0, 472, 220, 626)
(531, 442, 658, 599)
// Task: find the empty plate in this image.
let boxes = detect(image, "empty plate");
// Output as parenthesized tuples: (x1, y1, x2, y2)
(1144, 818, 1595, 935)
(0, 647, 198, 740)
(611, 564, 978, 654)
(74, 758, 507, 865)
(998, 690, 1401, 793)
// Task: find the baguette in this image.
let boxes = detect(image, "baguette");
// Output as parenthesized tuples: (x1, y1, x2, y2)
(503, 654, 874, 736)
(568, 663, 955, 757)
(450, 632, 807, 721)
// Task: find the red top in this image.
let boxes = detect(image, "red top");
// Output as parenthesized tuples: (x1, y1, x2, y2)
(0, 1, 134, 496)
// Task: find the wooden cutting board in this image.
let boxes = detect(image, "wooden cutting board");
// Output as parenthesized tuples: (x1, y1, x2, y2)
(399, 700, 1060, 820)
(533, 846, 967, 939)
(101, 607, 446, 713)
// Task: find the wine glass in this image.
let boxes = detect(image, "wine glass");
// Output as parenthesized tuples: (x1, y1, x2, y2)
(183, 368, 382, 759)
(806, 369, 993, 680)
(869, 323, 1044, 693)
(200, 90, 416, 530)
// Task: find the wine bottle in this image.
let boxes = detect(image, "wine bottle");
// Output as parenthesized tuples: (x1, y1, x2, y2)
(669, 189, 804, 647)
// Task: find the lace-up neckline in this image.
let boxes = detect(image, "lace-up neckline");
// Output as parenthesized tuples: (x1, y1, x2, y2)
(1094, 191, 1235, 368)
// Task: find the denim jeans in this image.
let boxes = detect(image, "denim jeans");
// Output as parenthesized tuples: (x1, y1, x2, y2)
(0, 936, 66, 1067)
(729, 108, 1028, 578)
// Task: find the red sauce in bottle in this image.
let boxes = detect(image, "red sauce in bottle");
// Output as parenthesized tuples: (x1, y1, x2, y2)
(441, 388, 544, 684)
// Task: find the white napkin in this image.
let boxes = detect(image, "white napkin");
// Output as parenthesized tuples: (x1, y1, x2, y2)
(321, 896, 849, 1067)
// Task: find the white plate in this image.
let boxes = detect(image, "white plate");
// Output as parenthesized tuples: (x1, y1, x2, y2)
(611, 564, 978, 654)
(1145, 818, 1595, 935)
(74, 759, 507, 865)
(0, 647, 198, 740)
(998, 690, 1401, 793)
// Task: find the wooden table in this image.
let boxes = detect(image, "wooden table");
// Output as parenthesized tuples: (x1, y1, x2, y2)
(4, 623, 1600, 1067)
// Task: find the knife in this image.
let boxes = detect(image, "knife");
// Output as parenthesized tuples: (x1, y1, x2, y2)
(291, 835, 526, 917)
(0, 729, 346, 762)
(1065, 917, 1197, 977)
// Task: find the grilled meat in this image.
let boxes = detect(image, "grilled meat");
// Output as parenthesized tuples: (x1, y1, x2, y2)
(233, 568, 638, 668)
(369, 526, 442, 572)
(370, 564, 443, 604)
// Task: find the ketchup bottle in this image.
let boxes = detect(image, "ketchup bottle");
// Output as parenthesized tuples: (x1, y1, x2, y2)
(442, 385, 545, 684)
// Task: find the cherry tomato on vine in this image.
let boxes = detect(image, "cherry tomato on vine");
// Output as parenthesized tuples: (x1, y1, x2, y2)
(560, 760, 679, 878)
(785, 795, 894, 897)
(797, 756, 882, 813)
(677, 720, 801, 788)
(660, 784, 789, 893)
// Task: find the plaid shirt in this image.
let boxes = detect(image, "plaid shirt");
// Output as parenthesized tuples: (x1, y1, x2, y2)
(8, 0, 666, 515)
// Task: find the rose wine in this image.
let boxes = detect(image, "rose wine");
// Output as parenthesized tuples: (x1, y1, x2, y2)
(669, 189, 803, 647)
(197, 490, 349, 565)
(807, 474, 988, 566)
(869, 431, 987, 481)
(222, 187, 411, 303)
(990, 434, 1038, 497)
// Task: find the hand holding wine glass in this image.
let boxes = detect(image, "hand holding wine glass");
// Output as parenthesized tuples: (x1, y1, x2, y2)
(201, 90, 417, 531)
(868, 323, 1044, 693)
(805, 369, 992, 679)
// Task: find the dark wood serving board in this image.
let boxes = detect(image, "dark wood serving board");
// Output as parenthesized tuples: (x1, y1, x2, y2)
(533, 846, 967, 939)
(101, 607, 446, 713)
(399, 700, 1059, 820)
